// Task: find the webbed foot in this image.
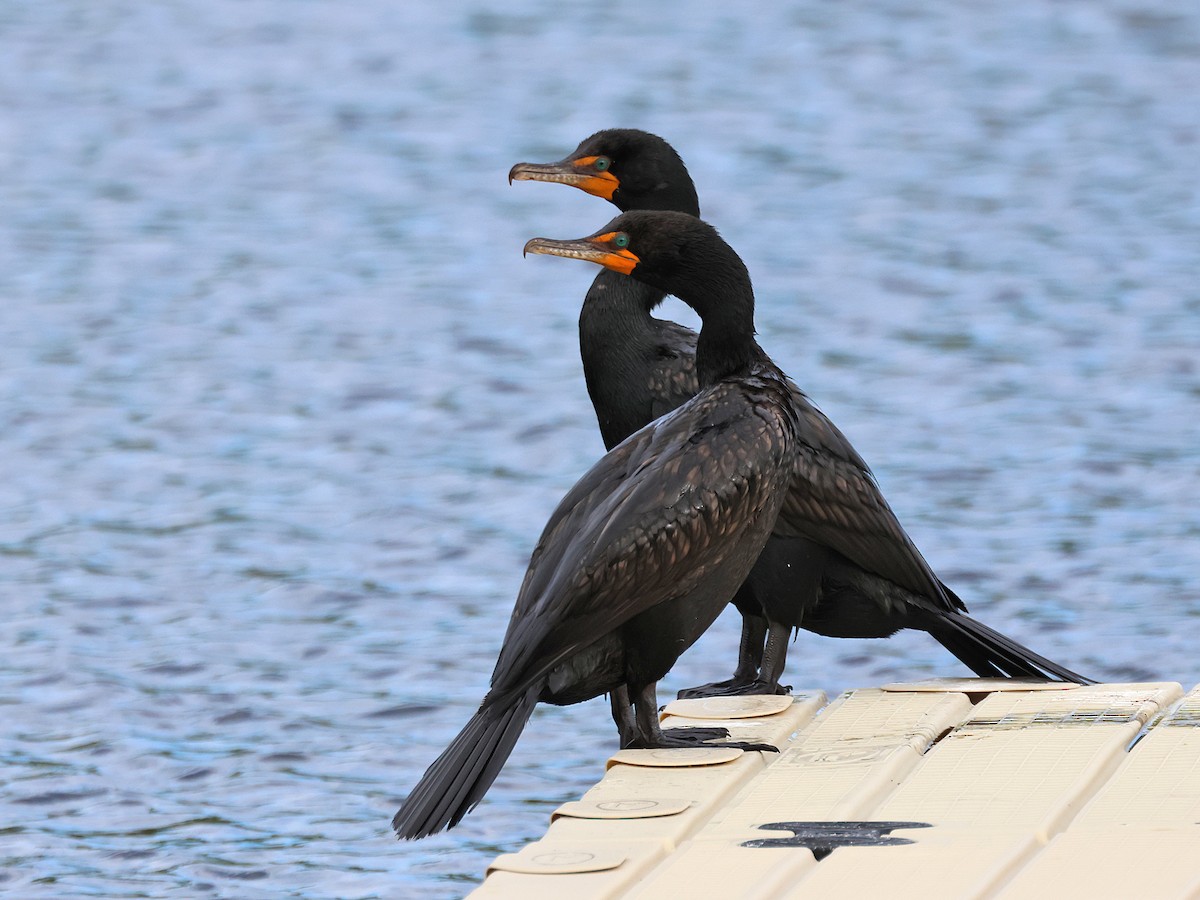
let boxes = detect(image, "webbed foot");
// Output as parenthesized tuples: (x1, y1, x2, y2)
(629, 726, 777, 753)
(658, 726, 731, 745)
(629, 682, 780, 753)
(677, 678, 791, 699)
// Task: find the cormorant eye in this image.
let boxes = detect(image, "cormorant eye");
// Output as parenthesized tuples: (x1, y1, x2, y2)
(612, 233, 630, 249)
(594, 156, 612, 172)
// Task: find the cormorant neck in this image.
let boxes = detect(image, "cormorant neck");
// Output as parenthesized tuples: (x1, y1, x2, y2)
(691, 279, 760, 385)
(696, 318, 761, 386)
(584, 268, 667, 316)
(678, 259, 759, 386)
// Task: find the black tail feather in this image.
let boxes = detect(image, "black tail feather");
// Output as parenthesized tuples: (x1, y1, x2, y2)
(392, 684, 541, 840)
(929, 611, 1093, 684)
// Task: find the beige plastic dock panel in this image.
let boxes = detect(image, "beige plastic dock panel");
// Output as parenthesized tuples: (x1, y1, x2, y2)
(658, 692, 827, 750)
(994, 686, 1200, 899)
(1069, 684, 1200, 830)
(476, 838, 668, 900)
(778, 683, 1183, 900)
(564, 695, 825, 845)
(469, 754, 765, 900)
(661, 693, 799, 720)
(778, 829, 1039, 900)
(471, 683, 1191, 900)
(626, 838, 818, 900)
(547, 749, 757, 853)
(988, 830, 1200, 900)
(882, 677, 1080, 694)
(469, 694, 826, 899)
(696, 688, 975, 841)
(623, 690, 973, 899)
(865, 682, 1183, 836)
(995, 830, 1200, 900)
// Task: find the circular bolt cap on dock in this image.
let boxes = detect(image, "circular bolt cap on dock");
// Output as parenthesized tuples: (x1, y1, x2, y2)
(606, 746, 744, 769)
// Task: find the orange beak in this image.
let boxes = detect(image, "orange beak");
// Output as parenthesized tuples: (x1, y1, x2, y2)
(523, 232, 638, 276)
(509, 156, 619, 201)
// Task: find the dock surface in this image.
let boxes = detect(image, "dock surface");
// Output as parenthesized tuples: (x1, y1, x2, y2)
(469, 680, 1200, 899)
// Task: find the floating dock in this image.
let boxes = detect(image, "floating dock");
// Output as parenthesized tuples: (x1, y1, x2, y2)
(468, 680, 1200, 899)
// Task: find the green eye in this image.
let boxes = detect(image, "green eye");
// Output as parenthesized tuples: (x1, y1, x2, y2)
(594, 156, 611, 171)
(613, 233, 630, 249)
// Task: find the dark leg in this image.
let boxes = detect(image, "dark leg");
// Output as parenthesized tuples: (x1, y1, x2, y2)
(732, 612, 768, 682)
(630, 683, 779, 752)
(609, 684, 638, 749)
(756, 621, 794, 695)
(676, 612, 769, 699)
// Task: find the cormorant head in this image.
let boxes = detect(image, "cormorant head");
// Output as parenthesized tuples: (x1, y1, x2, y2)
(524, 210, 751, 326)
(509, 129, 700, 216)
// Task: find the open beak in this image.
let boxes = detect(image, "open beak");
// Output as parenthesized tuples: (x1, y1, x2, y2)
(509, 158, 619, 201)
(523, 234, 638, 276)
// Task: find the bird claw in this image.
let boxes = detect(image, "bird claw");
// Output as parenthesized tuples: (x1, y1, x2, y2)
(652, 726, 730, 746)
(627, 726, 778, 754)
(677, 678, 792, 699)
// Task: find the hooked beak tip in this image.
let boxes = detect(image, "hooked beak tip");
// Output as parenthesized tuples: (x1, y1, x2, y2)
(507, 162, 530, 186)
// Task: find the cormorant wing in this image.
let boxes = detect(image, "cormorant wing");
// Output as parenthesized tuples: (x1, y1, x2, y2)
(487, 382, 794, 698)
(772, 380, 962, 612)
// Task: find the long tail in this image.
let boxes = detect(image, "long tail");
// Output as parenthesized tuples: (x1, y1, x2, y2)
(392, 684, 541, 840)
(928, 611, 1093, 683)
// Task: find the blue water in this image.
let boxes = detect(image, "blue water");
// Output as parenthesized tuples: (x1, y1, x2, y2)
(2, 1, 1197, 896)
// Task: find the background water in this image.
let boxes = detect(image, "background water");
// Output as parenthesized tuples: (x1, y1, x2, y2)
(1, 1, 1197, 896)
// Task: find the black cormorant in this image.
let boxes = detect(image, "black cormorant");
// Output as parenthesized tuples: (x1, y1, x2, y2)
(510, 130, 1089, 695)
(392, 213, 797, 840)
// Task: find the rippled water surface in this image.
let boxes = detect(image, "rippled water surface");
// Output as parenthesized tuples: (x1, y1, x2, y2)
(2, 1, 1198, 896)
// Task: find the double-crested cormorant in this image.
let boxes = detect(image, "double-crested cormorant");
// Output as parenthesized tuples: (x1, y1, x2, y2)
(392, 214, 796, 840)
(510, 130, 1089, 695)
(511, 130, 702, 451)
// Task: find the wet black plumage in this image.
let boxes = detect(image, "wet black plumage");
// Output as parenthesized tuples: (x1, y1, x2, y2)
(393, 214, 798, 840)
(512, 135, 1089, 693)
